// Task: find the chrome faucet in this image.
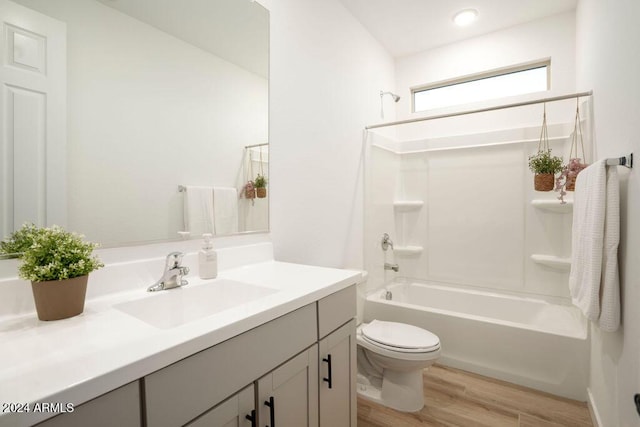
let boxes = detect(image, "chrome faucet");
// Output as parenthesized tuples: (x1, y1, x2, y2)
(381, 233, 394, 251)
(384, 262, 399, 272)
(147, 252, 190, 292)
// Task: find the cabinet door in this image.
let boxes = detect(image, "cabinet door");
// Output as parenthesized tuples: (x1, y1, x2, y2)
(145, 304, 317, 427)
(186, 385, 254, 427)
(258, 345, 318, 427)
(35, 381, 141, 427)
(319, 319, 356, 427)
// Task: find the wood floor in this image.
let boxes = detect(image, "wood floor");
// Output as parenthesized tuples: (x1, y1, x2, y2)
(357, 364, 594, 427)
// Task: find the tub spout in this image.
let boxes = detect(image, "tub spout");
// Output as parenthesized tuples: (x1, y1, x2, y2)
(384, 262, 399, 272)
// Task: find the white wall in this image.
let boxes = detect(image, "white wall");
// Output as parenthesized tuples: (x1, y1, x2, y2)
(576, 1, 640, 425)
(394, 12, 577, 141)
(260, 0, 395, 269)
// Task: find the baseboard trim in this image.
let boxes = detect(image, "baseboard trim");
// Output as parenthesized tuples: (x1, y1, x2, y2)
(587, 388, 603, 427)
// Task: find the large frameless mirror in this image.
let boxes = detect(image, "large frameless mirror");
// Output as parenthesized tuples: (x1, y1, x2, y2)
(0, 0, 269, 258)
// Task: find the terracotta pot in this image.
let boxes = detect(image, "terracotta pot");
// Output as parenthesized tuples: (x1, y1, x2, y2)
(31, 275, 88, 321)
(256, 187, 267, 198)
(534, 173, 555, 191)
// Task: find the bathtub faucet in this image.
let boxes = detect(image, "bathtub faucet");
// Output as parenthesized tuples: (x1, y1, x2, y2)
(381, 233, 394, 251)
(384, 262, 399, 272)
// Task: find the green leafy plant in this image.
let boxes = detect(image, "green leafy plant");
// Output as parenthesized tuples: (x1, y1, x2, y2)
(14, 225, 104, 282)
(254, 174, 267, 188)
(528, 150, 563, 174)
(0, 223, 42, 255)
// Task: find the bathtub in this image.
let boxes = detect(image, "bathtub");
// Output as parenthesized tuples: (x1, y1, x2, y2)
(364, 280, 589, 400)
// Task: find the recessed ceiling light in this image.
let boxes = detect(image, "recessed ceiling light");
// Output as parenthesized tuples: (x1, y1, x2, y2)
(453, 9, 478, 27)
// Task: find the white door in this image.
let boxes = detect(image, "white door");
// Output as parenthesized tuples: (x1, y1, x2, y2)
(0, 0, 66, 238)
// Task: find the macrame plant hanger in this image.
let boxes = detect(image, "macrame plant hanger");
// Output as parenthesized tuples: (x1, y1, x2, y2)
(566, 98, 588, 191)
(555, 97, 589, 203)
(538, 103, 550, 154)
(531, 103, 556, 191)
(244, 148, 256, 204)
(259, 145, 265, 178)
(256, 145, 267, 198)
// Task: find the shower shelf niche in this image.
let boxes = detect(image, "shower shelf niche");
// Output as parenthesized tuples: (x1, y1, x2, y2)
(530, 254, 571, 271)
(394, 246, 423, 256)
(393, 201, 424, 212)
(531, 199, 573, 213)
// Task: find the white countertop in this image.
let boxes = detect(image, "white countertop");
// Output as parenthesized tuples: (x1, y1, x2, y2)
(0, 260, 360, 427)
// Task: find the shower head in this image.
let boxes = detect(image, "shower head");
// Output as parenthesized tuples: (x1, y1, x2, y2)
(380, 91, 401, 102)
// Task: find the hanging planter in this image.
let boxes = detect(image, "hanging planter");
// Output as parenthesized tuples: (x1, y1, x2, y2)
(555, 100, 589, 202)
(243, 144, 268, 201)
(254, 145, 267, 198)
(529, 104, 563, 191)
(244, 180, 256, 199)
(254, 174, 267, 198)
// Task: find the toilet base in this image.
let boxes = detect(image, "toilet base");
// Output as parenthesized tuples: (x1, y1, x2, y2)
(356, 370, 425, 412)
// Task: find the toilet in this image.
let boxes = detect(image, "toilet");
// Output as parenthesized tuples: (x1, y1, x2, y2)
(356, 278, 441, 412)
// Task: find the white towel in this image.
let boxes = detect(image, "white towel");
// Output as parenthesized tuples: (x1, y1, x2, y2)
(569, 160, 620, 331)
(183, 186, 215, 236)
(213, 187, 238, 235)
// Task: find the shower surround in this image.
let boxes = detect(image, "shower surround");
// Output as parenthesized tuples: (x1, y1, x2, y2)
(363, 114, 593, 398)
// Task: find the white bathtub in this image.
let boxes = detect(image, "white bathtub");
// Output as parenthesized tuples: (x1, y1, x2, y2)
(364, 280, 589, 400)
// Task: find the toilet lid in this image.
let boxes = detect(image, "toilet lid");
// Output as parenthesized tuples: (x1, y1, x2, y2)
(362, 320, 440, 351)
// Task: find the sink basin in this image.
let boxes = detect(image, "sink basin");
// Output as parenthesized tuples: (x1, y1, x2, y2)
(114, 279, 278, 329)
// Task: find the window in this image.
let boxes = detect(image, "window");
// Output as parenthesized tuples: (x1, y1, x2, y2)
(412, 61, 549, 113)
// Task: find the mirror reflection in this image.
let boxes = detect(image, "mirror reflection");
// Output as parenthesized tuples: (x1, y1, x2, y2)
(1, 0, 269, 253)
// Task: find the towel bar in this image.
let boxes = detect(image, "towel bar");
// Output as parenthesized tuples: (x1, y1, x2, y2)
(606, 153, 633, 168)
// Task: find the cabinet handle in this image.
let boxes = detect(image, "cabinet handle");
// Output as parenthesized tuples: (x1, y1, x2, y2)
(245, 409, 256, 427)
(264, 396, 275, 427)
(323, 354, 333, 389)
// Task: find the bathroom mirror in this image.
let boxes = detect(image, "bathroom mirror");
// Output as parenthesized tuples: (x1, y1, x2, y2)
(1, 0, 269, 253)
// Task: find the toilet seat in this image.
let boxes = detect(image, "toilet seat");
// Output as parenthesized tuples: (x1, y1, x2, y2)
(361, 320, 440, 353)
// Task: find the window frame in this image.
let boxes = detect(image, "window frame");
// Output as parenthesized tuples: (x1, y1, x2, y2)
(411, 59, 551, 113)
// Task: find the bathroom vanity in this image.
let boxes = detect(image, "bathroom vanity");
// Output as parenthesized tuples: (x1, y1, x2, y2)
(0, 244, 359, 427)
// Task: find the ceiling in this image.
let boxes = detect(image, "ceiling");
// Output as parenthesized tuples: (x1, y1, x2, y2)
(98, 0, 269, 78)
(338, 0, 578, 58)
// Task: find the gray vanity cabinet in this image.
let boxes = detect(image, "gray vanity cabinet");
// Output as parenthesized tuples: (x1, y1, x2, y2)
(35, 284, 357, 427)
(318, 319, 357, 427)
(185, 385, 254, 427)
(35, 381, 141, 427)
(317, 286, 357, 427)
(144, 304, 317, 427)
(257, 345, 319, 427)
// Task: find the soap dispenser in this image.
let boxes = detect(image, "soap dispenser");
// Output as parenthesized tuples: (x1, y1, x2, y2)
(199, 233, 217, 279)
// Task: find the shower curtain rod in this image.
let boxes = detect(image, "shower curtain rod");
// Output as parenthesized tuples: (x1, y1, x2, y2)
(365, 90, 593, 130)
(245, 142, 269, 149)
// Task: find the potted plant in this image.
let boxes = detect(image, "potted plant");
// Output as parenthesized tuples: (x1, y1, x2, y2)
(243, 180, 256, 199)
(555, 158, 589, 203)
(528, 150, 563, 191)
(254, 174, 267, 198)
(2, 224, 104, 321)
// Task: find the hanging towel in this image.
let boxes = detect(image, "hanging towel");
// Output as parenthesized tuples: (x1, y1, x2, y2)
(213, 187, 238, 235)
(183, 186, 215, 236)
(569, 160, 620, 331)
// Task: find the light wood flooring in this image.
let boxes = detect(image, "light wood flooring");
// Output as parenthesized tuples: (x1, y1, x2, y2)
(357, 364, 594, 427)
